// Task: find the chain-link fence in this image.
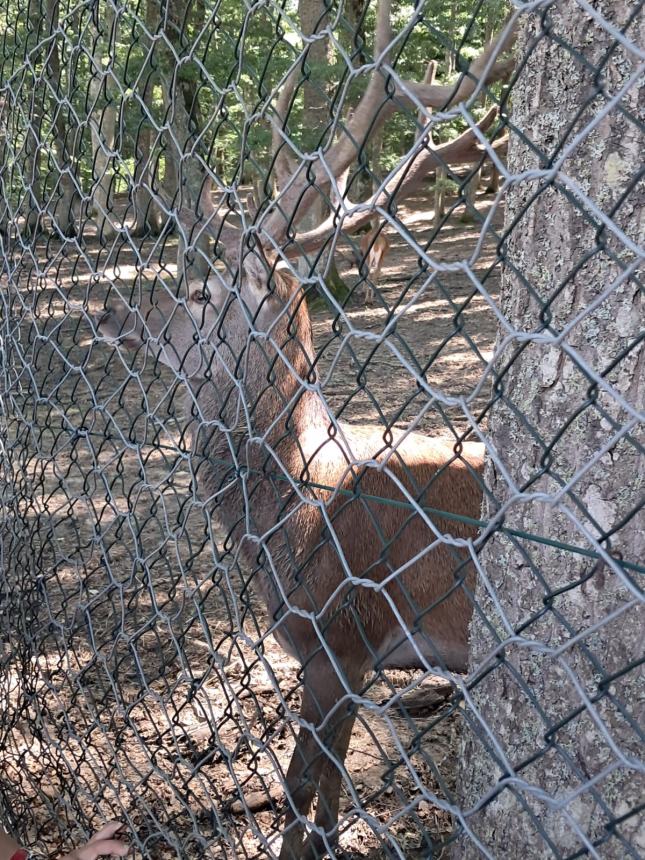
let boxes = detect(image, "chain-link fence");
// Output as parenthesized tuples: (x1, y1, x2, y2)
(0, 1, 643, 858)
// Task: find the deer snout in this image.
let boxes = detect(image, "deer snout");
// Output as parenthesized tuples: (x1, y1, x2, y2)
(93, 302, 145, 349)
(94, 297, 209, 378)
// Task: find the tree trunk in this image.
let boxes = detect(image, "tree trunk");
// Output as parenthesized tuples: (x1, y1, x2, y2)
(444, 2, 457, 79)
(344, 0, 367, 67)
(18, 0, 47, 237)
(162, 140, 180, 211)
(132, 124, 163, 237)
(88, 0, 117, 241)
(22, 99, 43, 237)
(45, 0, 79, 237)
(0, 99, 31, 240)
(454, 3, 643, 857)
(414, 60, 447, 229)
(132, 0, 163, 237)
(160, 0, 204, 208)
(458, 166, 480, 223)
(0, 95, 8, 236)
(19, 0, 46, 237)
(160, 0, 210, 281)
(298, 0, 330, 151)
(433, 167, 447, 226)
(369, 130, 383, 197)
(297, 0, 334, 283)
(484, 161, 500, 194)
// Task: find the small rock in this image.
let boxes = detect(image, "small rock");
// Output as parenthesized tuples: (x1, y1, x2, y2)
(418, 800, 432, 816)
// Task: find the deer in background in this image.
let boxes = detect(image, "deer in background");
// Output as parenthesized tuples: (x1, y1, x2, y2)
(357, 222, 391, 304)
(97, 8, 515, 856)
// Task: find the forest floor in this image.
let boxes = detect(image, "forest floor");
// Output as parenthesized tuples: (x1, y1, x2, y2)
(1, 185, 503, 859)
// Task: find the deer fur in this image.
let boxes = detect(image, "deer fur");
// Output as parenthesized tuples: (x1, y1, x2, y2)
(96, 248, 484, 859)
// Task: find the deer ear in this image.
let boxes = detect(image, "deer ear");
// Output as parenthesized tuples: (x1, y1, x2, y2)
(272, 265, 301, 302)
(238, 246, 275, 314)
(248, 239, 276, 274)
(253, 240, 302, 301)
(241, 243, 301, 308)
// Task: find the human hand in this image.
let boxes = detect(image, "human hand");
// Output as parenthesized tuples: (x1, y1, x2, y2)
(59, 823, 128, 860)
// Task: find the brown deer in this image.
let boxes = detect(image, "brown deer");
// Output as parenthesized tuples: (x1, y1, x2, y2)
(96, 9, 515, 856)
(96, 240, 484, 859)
(357, 223, 391, 304)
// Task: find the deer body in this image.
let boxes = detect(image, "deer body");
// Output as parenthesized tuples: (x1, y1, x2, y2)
(97, 253, 483, 859)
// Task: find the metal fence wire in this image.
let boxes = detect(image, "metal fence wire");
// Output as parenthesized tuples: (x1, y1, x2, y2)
(0, 0, 643, 858)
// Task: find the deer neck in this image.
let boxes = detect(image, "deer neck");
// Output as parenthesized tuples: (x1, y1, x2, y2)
(188, 297, 330, 548)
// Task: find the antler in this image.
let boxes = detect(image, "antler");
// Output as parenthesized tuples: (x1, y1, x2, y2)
(269, 61, 302, 193)
(290, 108, 506, 254)
(176, 7, 516, 276)
(263, 4, 517, 244)
(175, 177, 241, 255)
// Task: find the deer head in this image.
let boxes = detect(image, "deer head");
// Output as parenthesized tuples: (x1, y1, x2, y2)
(95, 228, 316, 436)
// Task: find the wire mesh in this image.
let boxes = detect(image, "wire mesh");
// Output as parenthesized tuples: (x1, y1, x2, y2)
(0, 1, 643, 858)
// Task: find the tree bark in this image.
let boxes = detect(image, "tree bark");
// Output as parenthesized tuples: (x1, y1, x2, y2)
(132, 124, 161, 237)
(0, 95, 8, 236)
(88, 0, 118, 240)
(458, 166, 481, 223)
(415, 60, 448, 229)
(17, 0, 47, 237)
(296, 0, 336, 284)
(298, 0, 330, 151)
(159, 0, 204, 208)
(22, 104, 43, 237)
(454, 2, 643, 857)
(444, 1, 457, 78)
(296, 0, 330, 270)
(160, 0, 210, 281)
(345, 0, 368, 67)
(484, 160, 500, 194)
(433, 167, 447, 225)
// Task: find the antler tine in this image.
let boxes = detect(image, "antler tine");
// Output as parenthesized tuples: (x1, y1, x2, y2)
(290, 106, 504, 255)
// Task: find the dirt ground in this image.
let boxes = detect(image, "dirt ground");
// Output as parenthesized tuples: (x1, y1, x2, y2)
(0, 187, 502, 859)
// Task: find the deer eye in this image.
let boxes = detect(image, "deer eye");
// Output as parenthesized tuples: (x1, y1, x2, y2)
(191, 290, 209, 305)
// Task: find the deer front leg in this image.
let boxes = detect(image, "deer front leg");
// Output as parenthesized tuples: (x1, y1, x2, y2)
(362, 280, 375, 305)
(280, 701, 319, 860)
(279, 655, 362, 860)
(300, 710, 356, 860)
